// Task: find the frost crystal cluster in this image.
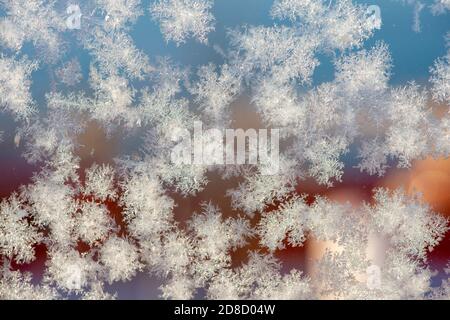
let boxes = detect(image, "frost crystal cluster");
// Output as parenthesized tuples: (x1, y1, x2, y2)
(0, 0, 449, 300)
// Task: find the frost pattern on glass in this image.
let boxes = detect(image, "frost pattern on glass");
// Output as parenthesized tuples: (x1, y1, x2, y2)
(0, 0, 449, 300)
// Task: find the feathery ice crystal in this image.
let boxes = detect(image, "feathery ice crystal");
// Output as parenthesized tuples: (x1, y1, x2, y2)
(0, 0, 449, 300)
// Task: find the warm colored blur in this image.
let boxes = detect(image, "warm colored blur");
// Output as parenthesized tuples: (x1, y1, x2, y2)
(0, 97, 448, 298)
